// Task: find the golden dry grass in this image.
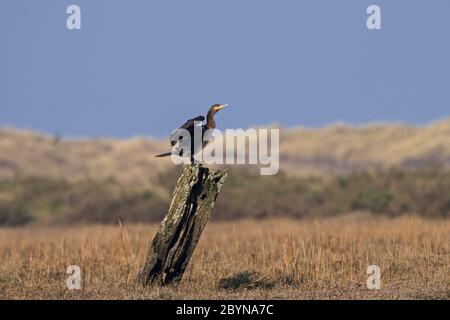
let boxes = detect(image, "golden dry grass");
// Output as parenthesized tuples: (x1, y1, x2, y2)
(0, 216, 448, 299)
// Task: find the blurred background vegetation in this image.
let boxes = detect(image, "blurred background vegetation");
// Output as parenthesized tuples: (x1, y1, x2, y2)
(1, 121, 450, 226)
(0, 167, 449, 226)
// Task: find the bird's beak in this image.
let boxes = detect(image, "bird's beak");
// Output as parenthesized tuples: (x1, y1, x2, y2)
(218, 104, 228, 110)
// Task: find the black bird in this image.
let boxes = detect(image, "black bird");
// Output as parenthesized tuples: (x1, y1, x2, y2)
(155, 103, 228, 162)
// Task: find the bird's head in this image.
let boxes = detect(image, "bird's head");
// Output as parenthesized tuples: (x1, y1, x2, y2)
(209, 103, 228, 114)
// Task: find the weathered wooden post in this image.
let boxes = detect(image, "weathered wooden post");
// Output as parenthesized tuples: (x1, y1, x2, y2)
(138, 164, 228, 286)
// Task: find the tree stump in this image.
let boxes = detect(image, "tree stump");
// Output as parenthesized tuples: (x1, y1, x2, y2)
(138, 164, 228, 286)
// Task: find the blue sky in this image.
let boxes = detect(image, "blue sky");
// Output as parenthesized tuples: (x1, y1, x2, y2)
(1, 1, 449, 137)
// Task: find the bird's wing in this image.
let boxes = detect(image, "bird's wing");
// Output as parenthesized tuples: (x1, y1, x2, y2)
(179, 116, 205, 130)
(170, 116, 204, 146)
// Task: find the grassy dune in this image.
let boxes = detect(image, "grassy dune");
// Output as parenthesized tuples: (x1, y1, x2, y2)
(280, 119, 450, 175)
(1, 119, 450, 186)
(0, 216, 448, 299)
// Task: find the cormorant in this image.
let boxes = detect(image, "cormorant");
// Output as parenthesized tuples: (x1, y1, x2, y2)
(155, 103, 228, 162)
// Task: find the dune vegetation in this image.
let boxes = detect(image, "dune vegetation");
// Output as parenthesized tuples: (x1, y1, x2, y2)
(1, 119, 450, 183)
(1, 120, 449, 226)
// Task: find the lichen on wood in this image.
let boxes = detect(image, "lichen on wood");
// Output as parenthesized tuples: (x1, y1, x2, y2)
(138, 164, 228, 286)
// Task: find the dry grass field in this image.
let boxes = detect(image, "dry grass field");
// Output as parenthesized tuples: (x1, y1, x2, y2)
(0, 215, 448, 300)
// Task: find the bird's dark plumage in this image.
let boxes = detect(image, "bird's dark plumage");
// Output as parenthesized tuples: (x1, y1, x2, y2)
(179, 116, 205, 130)
(170, 116, 205, 146)
(155, 104, 227, 161)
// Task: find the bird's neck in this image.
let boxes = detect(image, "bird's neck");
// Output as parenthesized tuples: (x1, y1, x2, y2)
(206, 110, 216, 129)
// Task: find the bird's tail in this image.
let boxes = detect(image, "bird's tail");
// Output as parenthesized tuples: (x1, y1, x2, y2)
(155, 152, 172, 157)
